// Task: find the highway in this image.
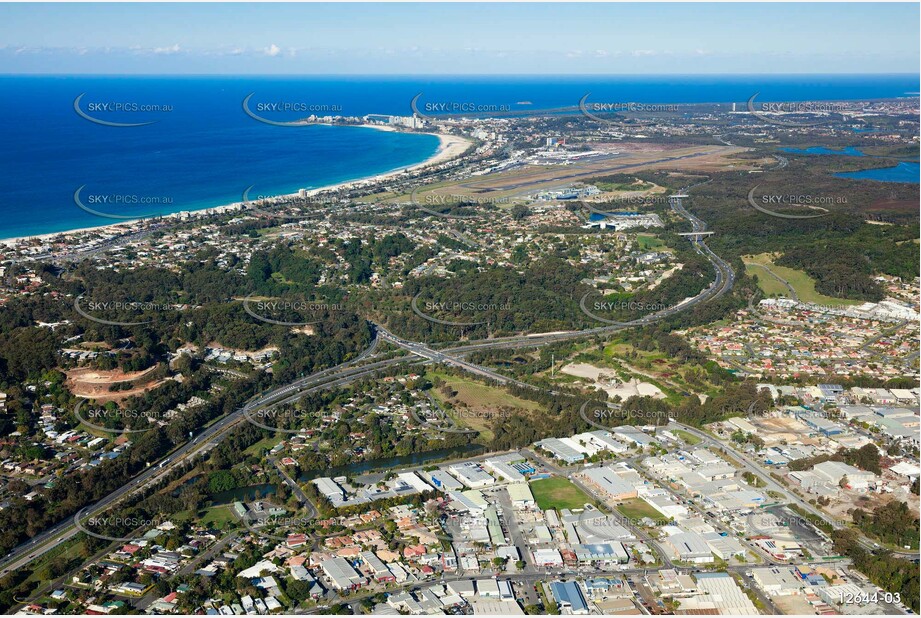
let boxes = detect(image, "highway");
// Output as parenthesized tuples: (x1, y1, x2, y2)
(0, 189, 735, 575)
(6, 183, 908, 617)
(0, 335, 383, 575)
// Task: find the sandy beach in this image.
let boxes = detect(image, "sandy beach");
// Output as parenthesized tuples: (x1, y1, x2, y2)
(0, 128, 473, 247)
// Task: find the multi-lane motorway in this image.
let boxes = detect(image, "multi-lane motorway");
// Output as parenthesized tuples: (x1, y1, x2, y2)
(1, 190, 735, 575)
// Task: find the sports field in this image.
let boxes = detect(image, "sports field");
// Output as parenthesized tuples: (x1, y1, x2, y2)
(530, 477, 594, 511)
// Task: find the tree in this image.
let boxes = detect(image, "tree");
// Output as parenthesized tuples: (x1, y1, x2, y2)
(511, 204, 531, 220)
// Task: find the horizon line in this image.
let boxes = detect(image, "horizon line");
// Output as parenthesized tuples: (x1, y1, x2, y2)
(2, 72, 919, 78)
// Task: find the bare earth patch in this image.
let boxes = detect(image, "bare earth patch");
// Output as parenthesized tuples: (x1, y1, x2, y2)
(561, 362, 665, 399)
(65, 365, 165, 403)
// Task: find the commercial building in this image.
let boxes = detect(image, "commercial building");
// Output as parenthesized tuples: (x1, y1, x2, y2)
(663, 531, 714, 564)
(584, 430, 629, 454)
(683, 573, 758, 614)
(320, 557, 364, 591)
(612, 425, 655, 447)
(535, 438, 585, 463)
(396, 472, 433, 494)
(506, 482, 535, 508)
(549, 581, 589, 615)
(573, 542, 629, 564)
(581, 466, 638, 501)
(751, 567, 803, 596)
(485, 506, 505, 546)
(812, 461, 875, 489)
(359, 551, 394, 583)
(483, 457, 527, 482)
(532, 548, 564, 567)
(447, 490, 487, 515)
(313, 477, 346, 505)
(449, 462, 496, 488)
(799, 414, 845, 437)
(471, 599, 525, 615)
(428, 469, 464, 492)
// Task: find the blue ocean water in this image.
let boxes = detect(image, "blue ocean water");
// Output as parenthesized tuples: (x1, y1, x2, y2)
(0, 74, 917, 239)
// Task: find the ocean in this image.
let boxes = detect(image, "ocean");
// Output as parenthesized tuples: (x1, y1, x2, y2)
(0, 74, 917, 239)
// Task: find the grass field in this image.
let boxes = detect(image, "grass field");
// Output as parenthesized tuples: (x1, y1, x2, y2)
(428, 372, 540, 441)
(672, 429, 701, 446)
(530, 477, 594, 511)
(244, 436, 283, 456)
(198, 505, 240, 530)
(743, 253, 860, 307)
(23, 538, 86, 586)
(615, 498, 662, 521)
(744, 263, 793, 297)
(636, 234, 665, 250)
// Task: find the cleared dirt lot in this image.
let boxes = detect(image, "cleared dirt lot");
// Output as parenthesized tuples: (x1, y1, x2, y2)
(65, 365, 165, 403)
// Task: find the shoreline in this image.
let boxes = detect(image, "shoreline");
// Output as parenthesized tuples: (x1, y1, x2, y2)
(0, 127, 473, 247)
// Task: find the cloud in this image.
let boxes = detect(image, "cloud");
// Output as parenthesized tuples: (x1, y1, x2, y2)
(631, 49, 656, 57)
(153, 44, 181, 55)
(264, 44, 281, 57)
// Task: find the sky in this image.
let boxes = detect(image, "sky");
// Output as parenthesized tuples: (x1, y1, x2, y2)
(0, 3, 918, 75)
